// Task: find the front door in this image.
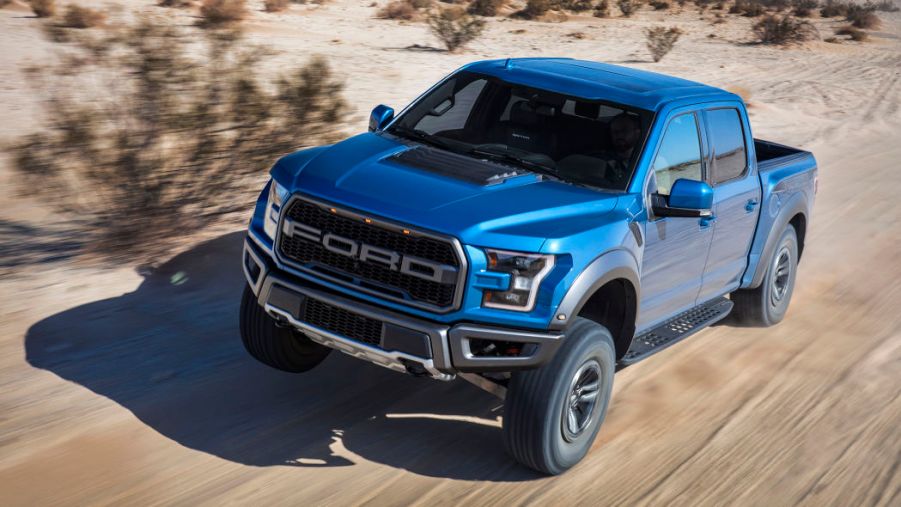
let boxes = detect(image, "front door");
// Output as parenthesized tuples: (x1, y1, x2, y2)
(697, 107, 761, 302)
(638, 112, 714, 330)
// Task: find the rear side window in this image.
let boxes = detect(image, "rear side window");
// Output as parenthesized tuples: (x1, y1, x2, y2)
(652, 113, 703, 196)
(707, 108, 747, 183)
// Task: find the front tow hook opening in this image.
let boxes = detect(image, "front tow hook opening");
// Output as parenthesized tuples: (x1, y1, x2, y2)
(400, 359, 430, 377)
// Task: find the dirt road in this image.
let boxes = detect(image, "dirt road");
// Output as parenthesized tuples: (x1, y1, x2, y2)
(1, 2, 900, 506)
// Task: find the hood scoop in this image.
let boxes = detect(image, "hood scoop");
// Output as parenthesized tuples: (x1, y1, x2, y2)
(389, 146, 523, 186)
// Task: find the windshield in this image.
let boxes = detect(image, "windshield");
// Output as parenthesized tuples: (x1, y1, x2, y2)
(388, 70, 653, 191)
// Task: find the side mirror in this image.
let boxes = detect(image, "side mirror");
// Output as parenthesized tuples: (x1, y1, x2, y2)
(369, 105, 394, 132)
(652, 179, 714, 218)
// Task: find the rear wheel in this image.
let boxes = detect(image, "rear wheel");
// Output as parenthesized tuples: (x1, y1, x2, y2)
(502, 318, 616, 475)
(239, 285, 331, 372)
(729, 225, 799, 327)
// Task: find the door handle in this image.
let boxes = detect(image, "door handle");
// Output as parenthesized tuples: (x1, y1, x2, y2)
(745, 199, 759, 212)
(700, 215, 716, 228)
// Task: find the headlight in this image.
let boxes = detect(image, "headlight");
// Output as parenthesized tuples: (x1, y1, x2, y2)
(262, 179, 288, 240)
(481, 249, 555, 312)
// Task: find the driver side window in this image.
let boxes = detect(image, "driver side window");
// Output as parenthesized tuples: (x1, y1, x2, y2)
(652, 113, 703, 196)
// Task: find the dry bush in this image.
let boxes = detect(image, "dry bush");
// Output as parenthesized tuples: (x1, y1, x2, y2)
(753, 14, 818, 44)
(618, 0, 638, 16)
(199, 0, 247, 25)
(519, 0, 550, 17)
(428, 8, 484, 51)
(819, 0, 848, 16)
(378, 0, 417, 18)
(558, 0, 594, 10)
(264, 0, 290, 11)
(409, 0, 434, 7)
(158, 0, 194, 7)
(845, 4, 879, 28)
(28, 0, 56, 17)
(645, 26, 681, 62)
(12, 17, 348, 261)
(61, 4, 106, 28)
(650, 0, 670, 8)
(593, 0, 609, 16)
(836, 24, 868, 40)
(791, 0, 817, 16)
(731, 0, 766, 16)
(467, 0, 504, 15)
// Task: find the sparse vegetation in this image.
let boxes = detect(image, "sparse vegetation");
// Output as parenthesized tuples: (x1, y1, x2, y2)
(199, 0, 247, 26)
(28, 0, 56, 18)
(836, 24, 868, 40)
(593, 0, 610, 16)
(12, 18, 348, 260)
(645, 26, 682, 62)
(378, 0, 418, 18)
(264, 0, 290, 11)
(731, 0, 766, 16)
(650, 0, 670, 9)
(521, 0, 550, 18)
(819, 0, 848, 16)
(753, 14, 818, 44)
(870, 0, 898, 12)
(467, 0, 504, 15)
(158, 0, 194, 7)
(617, 0, 638, 16)
(845, 3, 879, 28)
(61, 4, 106, 28)
(559, 0, 594, 10)
(428, 8, 485, 51)
(791, 0, 818, 17)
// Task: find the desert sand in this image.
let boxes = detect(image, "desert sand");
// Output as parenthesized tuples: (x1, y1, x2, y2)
(0, 0, 899, 505)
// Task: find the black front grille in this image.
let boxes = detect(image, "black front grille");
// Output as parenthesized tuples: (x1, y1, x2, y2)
(303, 298, 383, 346)
(278, 199, 460, 308)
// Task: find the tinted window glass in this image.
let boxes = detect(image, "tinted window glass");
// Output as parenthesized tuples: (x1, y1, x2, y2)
(707, 108, 747, 183)
(415, 78, 487, 134)
(652, 113, 702, 195)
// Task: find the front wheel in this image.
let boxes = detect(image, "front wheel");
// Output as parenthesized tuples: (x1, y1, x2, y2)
(729, 225, 799, 327)
(502, 318, 616, 475)
(239, 285, 331, 372)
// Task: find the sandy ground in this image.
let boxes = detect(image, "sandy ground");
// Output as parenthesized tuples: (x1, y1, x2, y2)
(1, 0, 900, 505)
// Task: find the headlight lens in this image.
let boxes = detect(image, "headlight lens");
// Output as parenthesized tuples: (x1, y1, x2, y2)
(482, 249, 555, 312)
(262, 179, 287, 240)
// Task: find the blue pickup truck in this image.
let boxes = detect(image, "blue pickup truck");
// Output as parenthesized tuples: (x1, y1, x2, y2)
(240, 58, 817, 474)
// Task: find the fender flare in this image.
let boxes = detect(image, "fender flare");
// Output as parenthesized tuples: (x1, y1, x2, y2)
(549, 249, 640, 331)
(745, 193, 807, 289)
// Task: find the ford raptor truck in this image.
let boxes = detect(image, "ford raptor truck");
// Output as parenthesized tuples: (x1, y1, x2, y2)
(239, 59, 817, 475)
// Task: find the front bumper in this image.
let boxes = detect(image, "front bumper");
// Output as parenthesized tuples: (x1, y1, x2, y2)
(243, 237, 564, 380)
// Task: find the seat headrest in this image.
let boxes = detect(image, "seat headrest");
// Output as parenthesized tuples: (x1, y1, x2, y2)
(510, 101, 541, 127)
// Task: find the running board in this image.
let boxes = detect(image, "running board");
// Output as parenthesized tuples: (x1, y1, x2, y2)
(619, 297, 733, 367)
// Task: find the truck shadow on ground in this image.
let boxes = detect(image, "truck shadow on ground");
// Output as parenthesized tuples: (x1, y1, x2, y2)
(24, 231, 539, 482)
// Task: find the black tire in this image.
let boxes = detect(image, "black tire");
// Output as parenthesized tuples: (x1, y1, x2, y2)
(502, 317, 616, 475)
(729, 225, 799, 327)
(239, 285, 331, 372)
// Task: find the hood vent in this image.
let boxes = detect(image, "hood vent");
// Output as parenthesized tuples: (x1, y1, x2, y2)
(389, 147, 522, 186)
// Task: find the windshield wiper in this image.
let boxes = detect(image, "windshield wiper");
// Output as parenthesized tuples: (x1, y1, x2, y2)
(469, 147, 561, 180)
(389, 126, 456, 152)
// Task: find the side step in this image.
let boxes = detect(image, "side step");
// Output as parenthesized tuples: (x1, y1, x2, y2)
(618, 297, 733, 367)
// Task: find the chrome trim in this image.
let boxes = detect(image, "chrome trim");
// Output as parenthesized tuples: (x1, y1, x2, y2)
(273, 193, 469, 314)
(243, 239, 267, 296)
(265, 305, 454, 381)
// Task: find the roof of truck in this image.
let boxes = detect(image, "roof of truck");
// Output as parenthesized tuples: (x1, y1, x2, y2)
(461, 58, 738, 111)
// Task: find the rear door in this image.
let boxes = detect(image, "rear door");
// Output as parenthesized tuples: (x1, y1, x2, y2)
(697, 106, 761, 302)
(638, 111, 714, 330)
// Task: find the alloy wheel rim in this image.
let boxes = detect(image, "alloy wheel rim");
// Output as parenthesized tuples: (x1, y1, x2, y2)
(562, 359, 602, 442)
(770, 246, 792, 307)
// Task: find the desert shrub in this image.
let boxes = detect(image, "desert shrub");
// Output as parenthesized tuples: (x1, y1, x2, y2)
(408, 0, 434, 7)
(731, 0, 766, 16)
(61, 4, 106, 27)
(158, 0, 194, 7)
(713, 1, 725, 8)
(559, 0, 594, 10)
(28, 0, 55, 17)
(428, 8, 485, 51)
(791, 0, 817, 16)
(593, 0, 610, 15)
(845, 4, 879, 28)
(522, 0, 550, 17)
(264, 0, 290, 11)
(378, 0, 417, 18)
(645, 26, 681, 62)
(650, 0, 670, 8)
(199, 0, 246, 25)
(12, 18, 348, 260)
(870, 0, 898, 12)
(618, 0, 638, 16)
(819, 0, 847, 16)
(468, 0, 504, 15)
(753, 14, 818, 44)
(836, 24, 868, 40)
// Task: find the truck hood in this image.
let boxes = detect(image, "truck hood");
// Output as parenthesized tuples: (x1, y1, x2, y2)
(271, 133, 623, 252)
